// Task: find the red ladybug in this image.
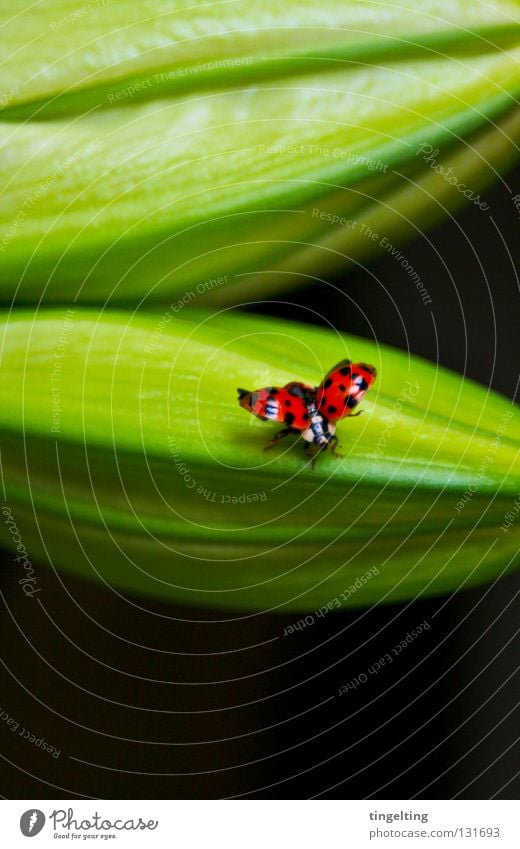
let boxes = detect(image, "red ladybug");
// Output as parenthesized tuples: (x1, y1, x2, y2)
(237, 360, 377, 466)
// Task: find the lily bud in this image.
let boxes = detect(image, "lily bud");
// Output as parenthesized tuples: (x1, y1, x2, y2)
(0, 2, 519, 302)
(0, 309, 517, 610)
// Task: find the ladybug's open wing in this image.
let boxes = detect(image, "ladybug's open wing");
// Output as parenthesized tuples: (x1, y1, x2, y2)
(317, 360, 377, 422)
(237, 382, 314, 430)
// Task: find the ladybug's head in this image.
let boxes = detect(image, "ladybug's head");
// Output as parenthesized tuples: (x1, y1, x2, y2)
(237, 387, 253, 412)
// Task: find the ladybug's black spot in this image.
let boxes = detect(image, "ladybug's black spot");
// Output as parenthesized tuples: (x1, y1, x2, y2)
(339, 384, 346, 393)
(328, 405, 337, 415)
(339, 367, 351, 376)
(346, 396, 358, 408)
(284, 400, 292, 407)
(284, 412, 295, 426)
(324, 377, 333, 389)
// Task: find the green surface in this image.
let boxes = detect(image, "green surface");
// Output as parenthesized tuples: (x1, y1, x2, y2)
(1, 0, 519, 303)
(0, 309, 518, 610)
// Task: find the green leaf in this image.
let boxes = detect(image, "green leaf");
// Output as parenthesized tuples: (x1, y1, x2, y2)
(0, 308, 518, 610)
(2, 1, 520, 116)
(0, 1, 519, 303)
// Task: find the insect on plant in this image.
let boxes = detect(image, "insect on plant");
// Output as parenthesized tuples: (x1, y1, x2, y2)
(237, 360, 377, 467)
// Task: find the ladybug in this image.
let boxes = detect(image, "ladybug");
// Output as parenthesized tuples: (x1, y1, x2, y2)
(237, 360, 377, 466)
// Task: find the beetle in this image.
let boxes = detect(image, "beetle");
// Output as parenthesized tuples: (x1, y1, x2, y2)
(237, 360, 377, 466)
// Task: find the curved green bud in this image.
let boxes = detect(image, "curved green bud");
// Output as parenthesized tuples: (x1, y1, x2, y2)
(0, 1, 519, 302)
(2, 0, 520, 115)
(0, 309, 518, 610)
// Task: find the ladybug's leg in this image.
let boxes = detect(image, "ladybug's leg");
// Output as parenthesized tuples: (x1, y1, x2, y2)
(329, 435, 343, 458)
(304, 441, 321, 470)
(349, 410, 363, 417)
(263, 427, 293, 451)
(310, 451, 321, 470)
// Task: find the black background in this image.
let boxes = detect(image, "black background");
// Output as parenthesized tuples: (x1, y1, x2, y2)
(0, 162, 518, 799)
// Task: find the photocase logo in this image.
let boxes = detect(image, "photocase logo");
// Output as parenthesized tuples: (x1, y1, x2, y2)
(20, 809, 46, 837)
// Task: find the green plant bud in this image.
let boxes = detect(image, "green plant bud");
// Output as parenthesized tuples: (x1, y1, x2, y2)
(0, 2, 519, 303)
(0, 309, 518, 611)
